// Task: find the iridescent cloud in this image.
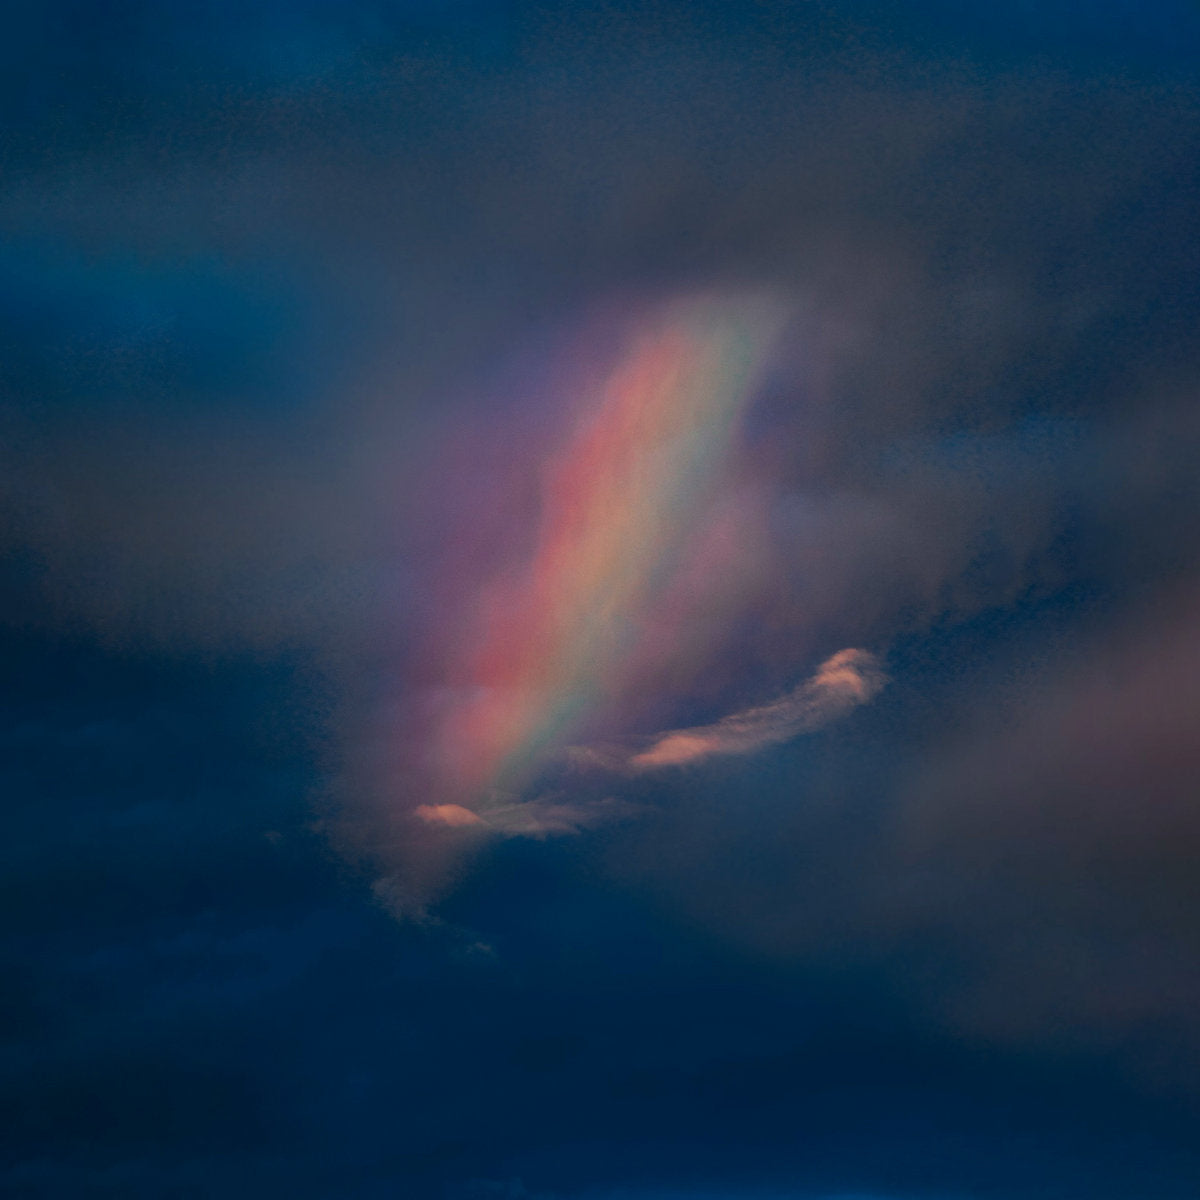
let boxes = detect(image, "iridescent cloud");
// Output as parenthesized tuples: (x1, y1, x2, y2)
(423, 292, 789, 812)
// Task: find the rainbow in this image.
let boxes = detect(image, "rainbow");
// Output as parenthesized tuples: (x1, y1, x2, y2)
(432, 293, 787, 806)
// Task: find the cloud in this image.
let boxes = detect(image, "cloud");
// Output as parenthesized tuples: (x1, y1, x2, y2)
(415, 803, 486, 829)
(406, 649, 883, 853)
(629, 649, 886, 769)
(477, 795, 641, 839)
(888, 583, 1200, 1051)
(604, 578, 1200, 1086)
(416, 794, 639, 840)
(7, 14, 1197, 958)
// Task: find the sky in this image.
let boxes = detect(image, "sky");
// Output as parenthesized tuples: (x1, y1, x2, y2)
(3, 2, 1200, 1197)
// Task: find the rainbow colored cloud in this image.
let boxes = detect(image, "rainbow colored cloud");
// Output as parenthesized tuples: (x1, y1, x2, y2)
(426, 292, 789, 808)
(374, 291, 887, 914)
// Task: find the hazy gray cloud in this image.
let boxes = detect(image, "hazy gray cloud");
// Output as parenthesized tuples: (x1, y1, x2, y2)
(889, 582, 1200, 1057)
(5, 6, 1200, 989)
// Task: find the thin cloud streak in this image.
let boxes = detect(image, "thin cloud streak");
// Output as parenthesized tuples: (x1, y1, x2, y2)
(417, 795, 638, 839)
(629, 649, 886, 769)
(408, 650, 884, 848)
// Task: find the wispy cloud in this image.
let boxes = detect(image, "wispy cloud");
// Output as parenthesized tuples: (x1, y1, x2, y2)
(417, 795, 639, 839)
(412, 649, 885, 849)
(629, 649, 886, 769)
(414, 803, 487, 829)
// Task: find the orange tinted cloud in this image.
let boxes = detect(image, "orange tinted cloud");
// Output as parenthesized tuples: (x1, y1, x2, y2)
(630, 648, 885, 769)
(417, 795, 637, 839)
(415, 803, 486, 828)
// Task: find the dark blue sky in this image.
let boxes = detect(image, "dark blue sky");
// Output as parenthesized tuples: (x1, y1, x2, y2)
(3, 3, 1200, 1198)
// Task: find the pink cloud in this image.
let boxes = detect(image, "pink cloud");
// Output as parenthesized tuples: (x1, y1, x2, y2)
(415, 794, 639, 840)
(629, 648, 886, 769)
(415, 803, 486, 828)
